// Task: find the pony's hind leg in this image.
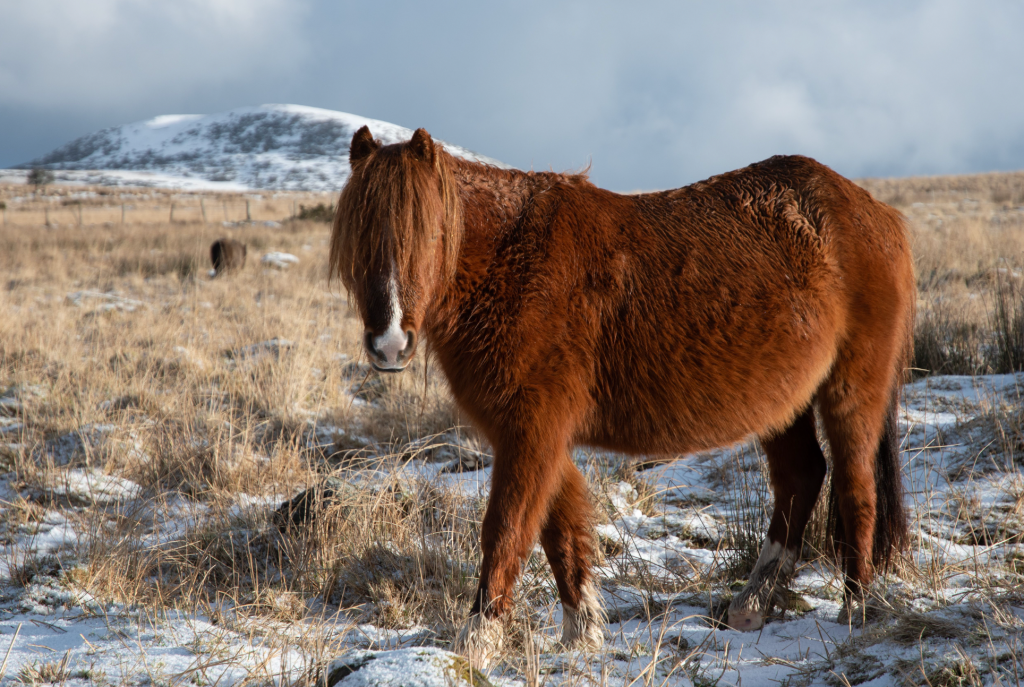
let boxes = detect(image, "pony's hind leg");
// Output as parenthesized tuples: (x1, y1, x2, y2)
(452, 434, 569, 668)
(818, 355, 906, 624)
(728, 408, 827, 631)
(539, 463, 604, 652)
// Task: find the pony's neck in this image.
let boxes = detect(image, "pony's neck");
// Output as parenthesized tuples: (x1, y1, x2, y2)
(427, 158, 575, 321)
(424, 159, 537, 330)
(449, 157, 571, 243)
(452, 159, 536, 236)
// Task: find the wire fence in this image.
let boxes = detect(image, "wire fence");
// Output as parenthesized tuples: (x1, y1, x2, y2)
(0, 197, 333, 227)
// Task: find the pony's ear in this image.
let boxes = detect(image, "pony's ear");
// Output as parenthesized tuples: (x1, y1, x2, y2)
(349, 126, 379, 163)
(408, 128, 435, 163)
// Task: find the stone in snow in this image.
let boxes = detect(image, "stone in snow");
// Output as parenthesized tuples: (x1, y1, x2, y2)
(320, 648, 494, 687)
(275, 476, 358, 531)
(261, 252, 299, 269)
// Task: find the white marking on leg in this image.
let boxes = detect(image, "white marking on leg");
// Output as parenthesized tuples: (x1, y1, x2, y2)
(560, 580, 605, 652)
(751, 539, 798, 580)
(728, 539, 798, 631)
(373, 267, 407, 367)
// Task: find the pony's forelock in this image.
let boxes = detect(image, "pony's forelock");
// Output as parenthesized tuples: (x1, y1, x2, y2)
(330, 141, 463, 295)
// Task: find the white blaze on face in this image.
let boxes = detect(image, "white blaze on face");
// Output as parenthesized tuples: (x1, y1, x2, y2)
(373, 271, 407, 366)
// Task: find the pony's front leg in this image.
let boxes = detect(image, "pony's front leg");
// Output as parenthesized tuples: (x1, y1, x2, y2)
(452, 435, 566, 668)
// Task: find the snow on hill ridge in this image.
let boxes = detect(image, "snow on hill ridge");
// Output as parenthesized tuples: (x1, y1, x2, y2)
(19, 104, 509, 191)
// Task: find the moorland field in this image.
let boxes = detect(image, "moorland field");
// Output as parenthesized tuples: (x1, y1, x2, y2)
(0, 171, 1023, 686)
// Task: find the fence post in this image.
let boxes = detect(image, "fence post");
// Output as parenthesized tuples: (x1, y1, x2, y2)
(246, 200, 251, 222)
(201, 198, 207, 224)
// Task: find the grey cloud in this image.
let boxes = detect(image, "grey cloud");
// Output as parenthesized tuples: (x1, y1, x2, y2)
(0, 1, 310, 109)
(1, 0, 1023, 189)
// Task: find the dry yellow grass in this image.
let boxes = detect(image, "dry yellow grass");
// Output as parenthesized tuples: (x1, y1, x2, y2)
(856, 173, 1024, 375)
(858, 170, 1024, 207)
(0, 204, 463, 599)
(0, 201, 497, 687)
(859, 171, 1024, 300)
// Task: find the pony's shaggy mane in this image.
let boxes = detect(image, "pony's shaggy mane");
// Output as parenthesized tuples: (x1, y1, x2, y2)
(330, 141, 463, 292)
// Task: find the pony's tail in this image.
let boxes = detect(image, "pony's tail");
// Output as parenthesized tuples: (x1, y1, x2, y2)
(869, 391, 909, 569)
(827, 387, 909, 572)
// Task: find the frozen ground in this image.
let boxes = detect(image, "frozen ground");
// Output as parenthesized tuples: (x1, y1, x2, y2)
(0, 373, 1022, 686)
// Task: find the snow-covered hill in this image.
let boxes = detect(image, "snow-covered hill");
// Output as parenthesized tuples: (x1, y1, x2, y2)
(17, 104, 508, 191)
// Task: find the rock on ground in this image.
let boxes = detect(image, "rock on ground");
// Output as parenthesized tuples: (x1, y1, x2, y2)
(321, 648, 494, 687)
(261, 252, 300, 269)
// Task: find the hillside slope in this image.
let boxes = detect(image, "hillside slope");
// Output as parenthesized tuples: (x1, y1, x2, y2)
(19, 104, 508, 191)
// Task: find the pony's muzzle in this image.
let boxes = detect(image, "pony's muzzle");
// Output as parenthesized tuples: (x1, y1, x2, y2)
(364, 328, 416, 371)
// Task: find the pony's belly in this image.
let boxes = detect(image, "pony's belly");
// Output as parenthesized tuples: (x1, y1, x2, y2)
(586, 384, 805, 456)
(585, 395, 765, 456)
(586, 327, 837, 455)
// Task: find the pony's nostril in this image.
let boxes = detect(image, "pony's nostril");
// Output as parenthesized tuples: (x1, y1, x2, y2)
(396, 330, 416, 362)
(363, 330, 383, 361)
(402, 330, 415, 355)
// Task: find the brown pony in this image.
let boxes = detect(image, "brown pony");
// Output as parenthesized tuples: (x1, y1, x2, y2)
(210, 238, 247, 276)
(330, 126, 915, 666)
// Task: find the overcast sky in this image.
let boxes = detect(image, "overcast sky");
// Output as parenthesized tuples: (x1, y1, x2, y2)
(2, 0, 1023, 190)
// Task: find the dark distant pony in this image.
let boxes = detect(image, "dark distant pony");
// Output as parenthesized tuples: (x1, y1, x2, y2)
(210, 238, 247, 276)
(330, 126, 915, 666)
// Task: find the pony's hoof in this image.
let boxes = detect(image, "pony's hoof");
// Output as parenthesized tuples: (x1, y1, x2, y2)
(560, 622, 604, 653)
(727, 608, 764, 632)
(726, 540, 795, 632)
(451, 613, 504, 670)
